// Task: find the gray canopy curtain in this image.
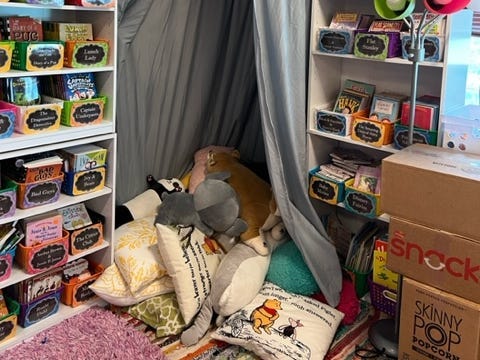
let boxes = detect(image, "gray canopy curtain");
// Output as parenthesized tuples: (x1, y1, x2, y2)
(117, 0, 342, 306)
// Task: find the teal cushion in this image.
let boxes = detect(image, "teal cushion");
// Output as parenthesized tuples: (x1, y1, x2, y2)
(266, 240, 320, 295)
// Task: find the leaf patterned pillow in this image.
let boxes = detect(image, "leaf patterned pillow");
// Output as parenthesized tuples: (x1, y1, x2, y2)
(115, 216, 168, 294)
(89, 263, 174, 307)
(127, 293, 186, 337)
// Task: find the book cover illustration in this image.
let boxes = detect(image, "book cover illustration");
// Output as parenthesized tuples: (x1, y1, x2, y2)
(3, 16, 43, 42)
(333, 89, 368, 114)
(61, 73, 97, 101)
(43, 22, 93, 42)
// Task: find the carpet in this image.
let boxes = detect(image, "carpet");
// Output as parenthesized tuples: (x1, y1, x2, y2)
(2, 306, 168, 360)
(116, 300, 387, 360)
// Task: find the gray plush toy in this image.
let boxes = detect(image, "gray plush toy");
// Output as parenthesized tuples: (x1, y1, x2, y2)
(180, 206, 289, 346)
(155, 172, 248, 245)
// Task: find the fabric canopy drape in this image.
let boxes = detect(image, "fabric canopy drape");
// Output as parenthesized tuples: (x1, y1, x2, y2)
(252, 0, 341, 306)
(116, 0, 342, 306)
(116, 0, 263, 204)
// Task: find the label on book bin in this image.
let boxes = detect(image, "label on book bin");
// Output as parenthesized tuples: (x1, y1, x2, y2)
(0, 255, 11, 279)
(0, 194, 14, 218)
(0, 318, 14, 341)
(25, 295, 59, 326)
(0, 112, 13, 136)
(394, 128, 429, 149)
(353, 120, 384, 145)
(316, 112, 347, 135)
(29, 243, 67, 271)
(25, 107, 60, 132)
(309, 177, 341, 205)
(345, 191, 375, 217)
(74, 280, 96, 304)
(318, 30, 350, 54)
(71, 224, 102, 253)
(73, 42, 108, 67)
(0, 48, 9, 68)
(27, 44, 63, 71)
(71, 101, 103, 125)
(72, 168, 105, 195)
(25, 180, 61, 207)
(354, 34, 388, 59)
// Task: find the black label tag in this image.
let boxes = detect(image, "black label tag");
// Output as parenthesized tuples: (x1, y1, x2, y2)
(320, 31, 347, 52)
(31, 243, 66, 270)
(73, 227, 101, 251)
(404, 38, 438, 59)
(74, 170, 104, 192)
(0, 259, 9, 277)
(345, 192, 374, 215)
(0, 195, 13, 217)
(29, 46, 62, 69)
(311, 178, 335, 200)
(316, 113, 346, 134)
(354, 121, 382, 143)
(0, 48, 8, 67)
(356, 35, 386, 56)
(0, 320, 14, 341)
(26, 296, 58, 324)
(26, 182, 59, 205)
(73, 102, 101, 124)
(0, 114, 11, 135)
(74, 280, 96, 303)
(75, 44, 106, 65)
(394, 129, 429, 148)
(26, 108, 58, 131)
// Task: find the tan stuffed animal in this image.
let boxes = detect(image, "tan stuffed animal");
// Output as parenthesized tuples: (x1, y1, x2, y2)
(206, 150, 272, 255)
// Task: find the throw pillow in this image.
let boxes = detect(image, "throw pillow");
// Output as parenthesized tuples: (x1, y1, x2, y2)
(127, 293, 186, 337)
(212, 282, 344, 360)
(266, 240, 320, 295)
(89, 263, 174, 307)
(156, 223, 224, 324)
(115, 216, 168, 294)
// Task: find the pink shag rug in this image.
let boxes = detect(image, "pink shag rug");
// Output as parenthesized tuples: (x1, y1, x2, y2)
(2, 306, 167, 360)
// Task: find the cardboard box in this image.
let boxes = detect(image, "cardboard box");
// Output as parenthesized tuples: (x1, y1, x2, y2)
(388, 217, 480, 303)
(399, 277, 480, 360)
(382, 144, 480, 241)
